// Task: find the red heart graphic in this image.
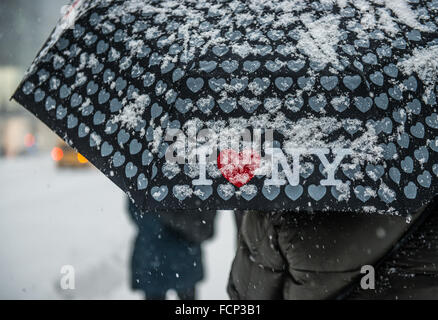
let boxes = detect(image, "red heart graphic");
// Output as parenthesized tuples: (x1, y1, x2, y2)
(217, 149, 261, 187)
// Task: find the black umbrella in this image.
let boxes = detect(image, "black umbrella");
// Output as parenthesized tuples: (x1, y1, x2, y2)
(12, 0, 438, 215)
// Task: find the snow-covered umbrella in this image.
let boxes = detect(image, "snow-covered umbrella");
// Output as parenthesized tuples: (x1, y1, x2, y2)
(12, 0, 438, 215)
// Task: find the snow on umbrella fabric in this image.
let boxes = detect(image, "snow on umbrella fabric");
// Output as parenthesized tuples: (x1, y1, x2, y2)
(12, 0, 438, 215)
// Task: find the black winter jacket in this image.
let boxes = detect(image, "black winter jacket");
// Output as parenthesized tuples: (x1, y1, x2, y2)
(228, 203, 438, 300)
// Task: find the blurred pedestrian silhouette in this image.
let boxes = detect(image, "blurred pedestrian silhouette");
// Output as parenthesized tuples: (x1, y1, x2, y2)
(127, 200, 216, 300)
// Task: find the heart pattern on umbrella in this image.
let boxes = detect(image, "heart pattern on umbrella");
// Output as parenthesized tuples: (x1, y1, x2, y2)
(12, 0, 438, 215)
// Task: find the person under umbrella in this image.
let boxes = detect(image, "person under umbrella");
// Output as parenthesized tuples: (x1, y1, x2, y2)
(11, 0, 438, 299)
(225, 0, 438, 299)
(127, 200, 216, 300)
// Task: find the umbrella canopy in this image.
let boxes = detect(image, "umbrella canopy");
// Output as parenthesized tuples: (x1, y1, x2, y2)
(12, 0, 438, 215)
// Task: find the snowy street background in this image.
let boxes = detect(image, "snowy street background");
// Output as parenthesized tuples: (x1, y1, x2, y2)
(0, 154, 236, 299)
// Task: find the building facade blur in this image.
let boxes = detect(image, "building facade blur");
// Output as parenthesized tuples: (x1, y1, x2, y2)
(0, 0, 67, 157)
